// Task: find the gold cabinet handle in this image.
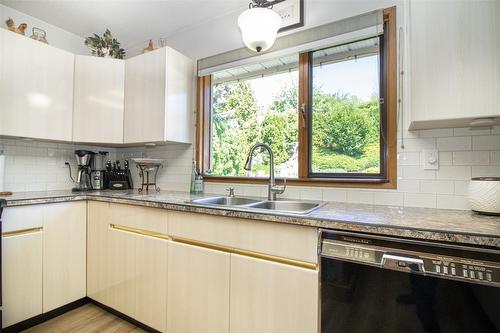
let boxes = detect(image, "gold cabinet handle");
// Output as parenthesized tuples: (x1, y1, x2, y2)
(2, 227, 43, 237)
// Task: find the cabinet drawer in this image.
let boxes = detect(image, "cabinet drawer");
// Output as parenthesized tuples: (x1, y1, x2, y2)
(90, 202, 168, 234)
(168, 211, 318, 264)
(2, 205, 44, 233)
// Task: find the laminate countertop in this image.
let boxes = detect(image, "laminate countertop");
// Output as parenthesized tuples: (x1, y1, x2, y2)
(1, 190, 499, 248)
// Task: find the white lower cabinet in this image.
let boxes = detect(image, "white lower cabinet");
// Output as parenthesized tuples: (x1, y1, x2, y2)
(229, 254, 319, 333)
(43, 202, 87, 312)
(1, 202, 85, 328)
(167, 241, 230, 333)
(1, 207, 43, 329)
(87, 201, 168, 332)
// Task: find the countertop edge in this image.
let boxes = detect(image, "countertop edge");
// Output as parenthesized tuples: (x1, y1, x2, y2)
(3, 194, 500, 249)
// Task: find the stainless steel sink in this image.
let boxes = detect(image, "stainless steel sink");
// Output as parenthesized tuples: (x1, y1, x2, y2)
(246, 200, 322, 214)
(191, 196, 262, 206)
(191, 196, 322, 215)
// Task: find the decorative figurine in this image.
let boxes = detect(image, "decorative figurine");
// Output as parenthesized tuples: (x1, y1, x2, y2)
(6, 18, 27, 35)
(30, 27, 48, 44)
(143, 39, 155, 53)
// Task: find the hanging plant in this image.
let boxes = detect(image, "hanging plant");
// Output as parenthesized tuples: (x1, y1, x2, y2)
(84, 29, 125, 59)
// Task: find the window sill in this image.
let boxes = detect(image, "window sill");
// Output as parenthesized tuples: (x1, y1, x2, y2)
(203, 176, 397, 189)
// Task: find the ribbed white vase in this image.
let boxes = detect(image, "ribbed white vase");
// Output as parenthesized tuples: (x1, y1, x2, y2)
(468, 177, 500, 215)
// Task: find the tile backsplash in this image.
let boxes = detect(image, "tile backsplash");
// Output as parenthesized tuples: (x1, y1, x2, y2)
(1, 125, 499, 210)
(0, 138, 116, 192)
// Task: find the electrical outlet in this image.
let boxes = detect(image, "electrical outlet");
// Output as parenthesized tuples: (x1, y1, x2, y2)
(423, 149, 439, 170)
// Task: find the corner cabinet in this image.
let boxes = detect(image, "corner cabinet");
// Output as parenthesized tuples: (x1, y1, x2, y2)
(124, 47, 194, 144)
(0, 29, 74, 141)
(73, 55, 125, 144)
(409, 0, 500, 129)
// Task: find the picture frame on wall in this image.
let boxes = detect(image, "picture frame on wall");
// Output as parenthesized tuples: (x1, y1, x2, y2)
(273, 0, 304, 33)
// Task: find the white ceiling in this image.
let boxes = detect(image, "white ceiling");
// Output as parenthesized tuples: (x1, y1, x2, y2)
(0, 0, 249, 51)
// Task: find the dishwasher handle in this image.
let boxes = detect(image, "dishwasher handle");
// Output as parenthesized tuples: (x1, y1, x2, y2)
(381, 253, 425, 273)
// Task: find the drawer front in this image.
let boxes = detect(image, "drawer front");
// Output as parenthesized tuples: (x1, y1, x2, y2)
(168, 211, 318, 264)
(91, 202, 168, 234)
(2, 205, 44, 233)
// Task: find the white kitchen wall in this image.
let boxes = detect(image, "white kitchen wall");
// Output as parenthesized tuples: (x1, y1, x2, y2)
(0, 138, 116, 192)
(0, 3, 87, 54)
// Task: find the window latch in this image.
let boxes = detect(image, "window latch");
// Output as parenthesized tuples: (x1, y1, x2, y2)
(300, 104, 306, 128)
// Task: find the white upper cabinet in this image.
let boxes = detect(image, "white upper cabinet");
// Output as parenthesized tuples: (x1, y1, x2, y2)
(409, 0, 500, 129)
(0, 29, 74, 141)
(124, 47, 194, 144)
(73, 55, 125, 144)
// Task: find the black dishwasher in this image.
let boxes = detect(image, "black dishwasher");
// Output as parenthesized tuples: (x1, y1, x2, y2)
(319, 230, 500, 333)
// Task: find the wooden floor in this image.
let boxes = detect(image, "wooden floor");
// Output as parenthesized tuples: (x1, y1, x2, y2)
(22, 304, 146, 333)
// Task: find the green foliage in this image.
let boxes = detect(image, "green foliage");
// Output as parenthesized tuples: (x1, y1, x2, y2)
(84, 29, 125, 59)
(260, 113, 297, 165)
(211, 82, 260, 176)
(312, 92, 378, 157)
(210, 78, 381, 176)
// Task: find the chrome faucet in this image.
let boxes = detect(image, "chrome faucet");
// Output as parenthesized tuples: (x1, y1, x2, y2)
(244, 143, 286, 200)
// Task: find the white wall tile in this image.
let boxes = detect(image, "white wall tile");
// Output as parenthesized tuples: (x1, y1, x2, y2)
(438, 151, 453, 166)
(397, 152, 420, 166)
(436, 166, 471, 180)
(491, 152, 500, 165)
(436, 195, 470, 210)
(491, 126, 500, 135)
(419, 128, 453, 138)
(420, 180, 454, 194)
(396, 179, 420, 192)
(472, 135, 500, 150)
(453, 181, 470, 195)
(471, 166, 500, 178)
(322, 189, 348, 202)
(403, 193, 437, 208)
(437, 136, 471, 151)
(452, 151, 490, 166)
(373, 191, 404, 206)
(453, 127, 491, 136)
(346, 191, 374, 204)
(402, 166, 436, 180)
(299, 188, 323, 201)
(399, 138, 436, 152)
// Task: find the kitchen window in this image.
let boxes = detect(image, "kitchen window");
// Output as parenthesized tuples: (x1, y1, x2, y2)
(197, 7, 396, 188)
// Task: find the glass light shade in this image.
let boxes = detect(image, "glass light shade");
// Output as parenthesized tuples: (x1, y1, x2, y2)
(238, 7, 282, 52)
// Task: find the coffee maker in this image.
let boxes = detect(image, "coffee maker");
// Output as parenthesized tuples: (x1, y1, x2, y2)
(73, 150, 94, 191)
(90, 151, 108, 190)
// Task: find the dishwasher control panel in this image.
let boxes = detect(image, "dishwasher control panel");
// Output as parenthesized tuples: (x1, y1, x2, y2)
(320, 230, 500, 288)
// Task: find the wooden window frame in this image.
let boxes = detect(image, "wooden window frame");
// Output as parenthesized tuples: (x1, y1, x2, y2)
(196, 7, 397, 189)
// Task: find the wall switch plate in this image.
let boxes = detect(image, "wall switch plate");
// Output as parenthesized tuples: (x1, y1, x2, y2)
(423, 149, 439, 170)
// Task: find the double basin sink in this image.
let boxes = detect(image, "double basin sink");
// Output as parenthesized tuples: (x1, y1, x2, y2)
(190, 196, 322, 215)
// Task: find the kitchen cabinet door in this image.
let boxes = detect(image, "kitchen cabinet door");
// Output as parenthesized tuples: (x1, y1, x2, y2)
(43, 202, 86, 312)
(167, 241, 230, 333)
(0, 29, 74, 141)
(124, 47, 166, 143)
(73, 55, 125, 144)
(230, 254, 319, 333)
(409, 0, 500, 129)
(124, 47, 193, 144)
(87, 201, 169, 331)
(1, 206, 43, 328)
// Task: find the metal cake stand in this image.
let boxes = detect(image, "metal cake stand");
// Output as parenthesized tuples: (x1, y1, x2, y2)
(132, 159, 165, 192)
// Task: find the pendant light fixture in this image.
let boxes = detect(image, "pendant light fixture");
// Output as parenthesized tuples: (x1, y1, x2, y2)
(238, 0, 284, 53)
